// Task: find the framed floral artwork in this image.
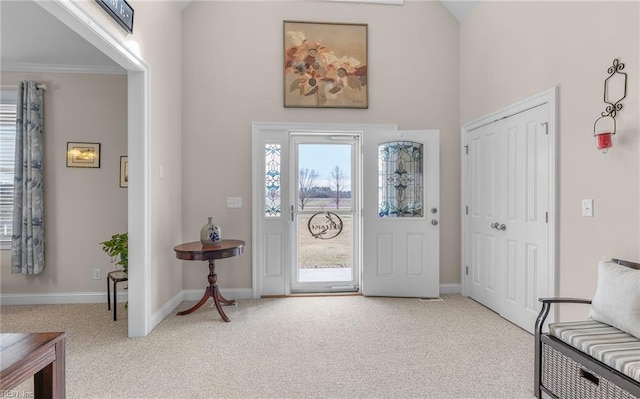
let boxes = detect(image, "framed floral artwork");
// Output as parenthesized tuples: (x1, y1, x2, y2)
(284, 21, 368, 109)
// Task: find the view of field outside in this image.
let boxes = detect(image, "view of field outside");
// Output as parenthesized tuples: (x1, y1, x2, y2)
(296, 144, 353, 282)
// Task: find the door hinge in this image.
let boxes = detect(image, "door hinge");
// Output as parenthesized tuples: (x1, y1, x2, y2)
(465, 206, 469, 215)
(541, 122, 549, 135)
(545, 211, 549, 223)
(465, 266, 469, 276)
(464, 145, 469, 154)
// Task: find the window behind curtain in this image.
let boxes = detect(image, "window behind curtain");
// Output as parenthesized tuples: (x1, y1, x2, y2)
(0, 90, 17, 247)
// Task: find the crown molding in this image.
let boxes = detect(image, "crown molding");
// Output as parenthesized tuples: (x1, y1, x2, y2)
(1, 62, 126, 75)
(322, 0, 404, 4)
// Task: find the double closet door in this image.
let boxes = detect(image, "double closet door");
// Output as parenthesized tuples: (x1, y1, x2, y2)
(466, 103, 551, 333)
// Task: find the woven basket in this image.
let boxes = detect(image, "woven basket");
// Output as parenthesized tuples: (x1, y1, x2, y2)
(542, 343, 639, 399)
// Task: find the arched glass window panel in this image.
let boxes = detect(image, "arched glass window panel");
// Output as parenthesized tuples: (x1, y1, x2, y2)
(265, 144, 281, 217)
(378, 141, 423, 218)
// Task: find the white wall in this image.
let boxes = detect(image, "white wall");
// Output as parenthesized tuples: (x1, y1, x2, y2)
(460, 1, 640, 320)
(0, 72, 128, 296)
(181, 1, 461, 290)
(0, 0, 184, 323)
(119, 0, 184, 315)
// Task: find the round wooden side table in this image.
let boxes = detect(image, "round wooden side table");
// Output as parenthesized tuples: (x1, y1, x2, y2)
(174, 239, 245, 322)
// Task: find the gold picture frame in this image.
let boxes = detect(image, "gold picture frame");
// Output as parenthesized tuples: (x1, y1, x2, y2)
(120, 156, 128, 188)
(284, 21, 368, 109)
(66, 142, 100, 168)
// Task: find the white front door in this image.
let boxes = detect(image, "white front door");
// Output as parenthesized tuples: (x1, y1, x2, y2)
(362, 130, 440, 298)
(466, 103, 551, 332)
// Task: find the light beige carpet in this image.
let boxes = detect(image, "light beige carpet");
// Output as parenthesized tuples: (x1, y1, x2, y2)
(0, 295, 536, 399)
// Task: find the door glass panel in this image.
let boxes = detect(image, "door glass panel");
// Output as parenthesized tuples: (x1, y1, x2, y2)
(378, 141, 424, 218)
(296, 143, 354, 285)
(297, 212, 352, 282)
(265, 144, 281, 218)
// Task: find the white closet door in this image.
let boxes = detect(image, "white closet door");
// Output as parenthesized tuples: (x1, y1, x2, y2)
(466, 104, 550, 333)
(467, 120, 506, 312)
(499, 104, 550, 331)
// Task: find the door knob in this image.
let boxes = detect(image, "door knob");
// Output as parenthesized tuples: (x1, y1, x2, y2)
(490, 222, 498, 229)
(498, 224, 506, 231)
(431, 208, 438, 214)
(431, 219, 439, 226)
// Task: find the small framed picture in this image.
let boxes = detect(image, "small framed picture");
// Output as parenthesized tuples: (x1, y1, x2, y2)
(120, 156, 128, 188)
(67, 142, 100, 168)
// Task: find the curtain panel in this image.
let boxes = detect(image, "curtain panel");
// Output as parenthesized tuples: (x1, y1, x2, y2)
(12, 81, 45, 275)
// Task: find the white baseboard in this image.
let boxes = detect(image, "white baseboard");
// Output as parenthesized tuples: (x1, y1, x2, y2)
(182, 288, 254, 301)
(150, 290, 185, 330)
(0, 288, 254, 307)
(440, 283, 462, 294)
(0, 291, 127, 306)
(149, 288, 253, 331)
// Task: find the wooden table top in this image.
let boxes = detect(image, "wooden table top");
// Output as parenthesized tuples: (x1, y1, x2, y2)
(174, 239, 245, 261)
(1, 332, 66, 375)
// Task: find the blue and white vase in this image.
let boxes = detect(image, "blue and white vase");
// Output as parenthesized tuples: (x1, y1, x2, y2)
(200, 216, 222, 245)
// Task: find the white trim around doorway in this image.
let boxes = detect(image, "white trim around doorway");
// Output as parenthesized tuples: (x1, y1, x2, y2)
(36, 0, 152, 337)
(251, 122, 398, 298)
(460, 86, 558, 304)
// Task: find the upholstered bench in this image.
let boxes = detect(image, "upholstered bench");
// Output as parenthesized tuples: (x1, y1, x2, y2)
(535, 258, 640, 399)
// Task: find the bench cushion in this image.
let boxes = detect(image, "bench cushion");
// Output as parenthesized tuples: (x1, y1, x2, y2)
(549, 320, 640, 383)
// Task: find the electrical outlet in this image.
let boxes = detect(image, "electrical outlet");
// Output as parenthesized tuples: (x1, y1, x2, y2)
(582, 199, 593, 217)
(93, 268, 101, 280)
(227, 197, 242, 208)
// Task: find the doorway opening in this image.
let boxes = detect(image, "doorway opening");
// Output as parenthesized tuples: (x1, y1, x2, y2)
(291, 134, 361, 293)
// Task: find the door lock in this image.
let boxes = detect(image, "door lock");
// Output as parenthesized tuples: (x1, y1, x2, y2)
(490, 222, 506, 231)
(431, 219, 439, 226)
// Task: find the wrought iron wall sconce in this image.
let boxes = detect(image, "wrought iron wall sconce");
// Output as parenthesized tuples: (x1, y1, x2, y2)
(593, 59, 627, 153)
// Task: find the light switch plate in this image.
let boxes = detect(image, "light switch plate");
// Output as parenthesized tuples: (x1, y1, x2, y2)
(227, 197, 242, 208)
(582, 199, 593, 217)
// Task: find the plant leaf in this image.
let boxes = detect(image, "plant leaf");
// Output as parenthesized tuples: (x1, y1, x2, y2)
(289, 78, 302, 93)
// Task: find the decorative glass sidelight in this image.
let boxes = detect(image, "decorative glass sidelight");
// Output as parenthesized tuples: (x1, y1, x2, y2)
(265, 144, 281, 217)
(378, 141, 424, 217)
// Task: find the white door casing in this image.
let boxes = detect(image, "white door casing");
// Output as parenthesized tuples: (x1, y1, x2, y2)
(290, 133, 361, 293)
(362, 130, 440, 298)
(36, 0, 152, 337)
(462, 87, 557, 333)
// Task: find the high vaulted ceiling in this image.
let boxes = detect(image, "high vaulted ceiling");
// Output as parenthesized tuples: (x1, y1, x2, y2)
(0, 0, 476, 73)
(0, 1, 124, 73)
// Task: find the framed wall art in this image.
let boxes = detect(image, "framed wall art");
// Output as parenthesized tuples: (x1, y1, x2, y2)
(66, 142, 101, 168)
(95, 0, 134, 34)
(120, 156, 128, 188)
(284, 21, 368, 109)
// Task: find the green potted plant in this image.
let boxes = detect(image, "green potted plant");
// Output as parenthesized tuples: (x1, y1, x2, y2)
(100, 232, 128, 274)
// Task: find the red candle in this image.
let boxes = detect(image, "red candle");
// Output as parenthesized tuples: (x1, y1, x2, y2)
(595, 132, 612, 152)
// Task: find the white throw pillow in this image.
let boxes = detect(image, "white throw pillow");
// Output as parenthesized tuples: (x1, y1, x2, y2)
(589, 258, 640, 339)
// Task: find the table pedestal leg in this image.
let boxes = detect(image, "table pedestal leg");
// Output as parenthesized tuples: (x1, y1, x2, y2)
(176, 259, 233, 322)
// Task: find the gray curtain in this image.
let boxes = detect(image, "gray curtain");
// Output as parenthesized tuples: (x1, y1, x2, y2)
(12, 81, 45, 275)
